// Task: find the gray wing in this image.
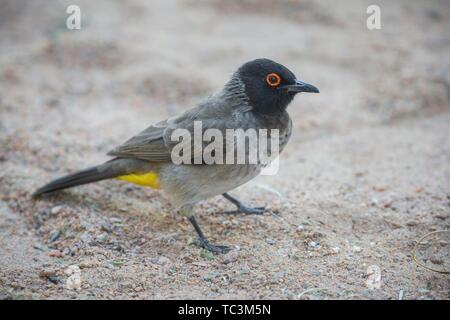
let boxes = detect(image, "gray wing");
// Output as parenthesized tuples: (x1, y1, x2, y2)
(107, 99, 244, 162)
(107, 119, 172, 161)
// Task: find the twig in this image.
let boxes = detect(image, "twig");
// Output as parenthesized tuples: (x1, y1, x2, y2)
(412, 230, 450, 274)
(297, 287, 329, 299)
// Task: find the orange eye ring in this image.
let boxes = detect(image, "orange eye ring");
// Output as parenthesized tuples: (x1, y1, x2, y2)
(266, 73, 281, 87)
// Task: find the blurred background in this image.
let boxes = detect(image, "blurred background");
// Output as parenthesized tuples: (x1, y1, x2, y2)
(0, 0, 449, 299)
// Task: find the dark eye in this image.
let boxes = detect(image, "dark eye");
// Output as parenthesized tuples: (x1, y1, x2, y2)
(266, 73, 281, 87)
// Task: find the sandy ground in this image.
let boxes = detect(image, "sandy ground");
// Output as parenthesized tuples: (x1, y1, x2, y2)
(0, 0, 449, 300)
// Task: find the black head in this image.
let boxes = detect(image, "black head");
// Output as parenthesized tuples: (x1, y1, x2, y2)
(237, 58, 319, 114)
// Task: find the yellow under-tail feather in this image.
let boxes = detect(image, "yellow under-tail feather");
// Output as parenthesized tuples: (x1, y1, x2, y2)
(116, 172, 160, 189)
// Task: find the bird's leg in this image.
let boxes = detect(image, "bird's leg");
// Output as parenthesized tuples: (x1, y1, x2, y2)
(188, 216, 231, 254)
(186, 212, 231, 254)
(222, 193, 267, 215)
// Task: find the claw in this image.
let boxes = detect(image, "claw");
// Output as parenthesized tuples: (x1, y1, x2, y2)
(221, 193, 268, 215)
(195, 238, 232, 254)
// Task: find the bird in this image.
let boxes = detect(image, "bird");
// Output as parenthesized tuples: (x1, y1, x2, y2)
(33, 58, 319, 254)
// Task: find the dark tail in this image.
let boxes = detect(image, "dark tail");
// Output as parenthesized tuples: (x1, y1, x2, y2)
(33, 161, 125, 197)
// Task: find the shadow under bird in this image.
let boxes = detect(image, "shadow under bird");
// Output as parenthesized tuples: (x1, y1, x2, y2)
(33, 58, 319, 253)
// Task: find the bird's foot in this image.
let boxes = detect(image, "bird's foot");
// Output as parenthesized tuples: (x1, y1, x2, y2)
(195, 238, 232, 254)
(221, 193, 268, 215)
(223, 204, 267, 215)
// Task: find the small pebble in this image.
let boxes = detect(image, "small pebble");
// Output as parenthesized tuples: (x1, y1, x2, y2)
(49, 230, 61, 242)
(79, 259, 98, 269)
(308, 241, 319, 249)
(50, 206, 63, 215)
(366, 265, 381, 290)
(96, 233, 108, 243)
(47, 276, 60, 284)
(39, 268, 59, 278)
(221, 249, 239, 264)
(406, 220, 418, 226)
(430, 257, 444, 265)
(65, 265, 82, 290)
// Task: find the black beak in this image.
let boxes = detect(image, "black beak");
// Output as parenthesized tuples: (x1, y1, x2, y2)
(283, 80, 319, 93)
